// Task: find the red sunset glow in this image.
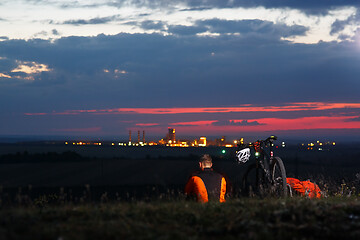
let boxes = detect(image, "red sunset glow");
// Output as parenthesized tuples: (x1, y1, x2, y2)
(167, 116, 360, 133)
(24, 102, 360, 116)
(23, 102, 360, 135)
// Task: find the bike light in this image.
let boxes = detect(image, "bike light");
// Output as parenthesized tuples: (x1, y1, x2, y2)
(255, 152, 260, 157)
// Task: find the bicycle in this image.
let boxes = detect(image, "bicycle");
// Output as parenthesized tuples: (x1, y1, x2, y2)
(236, 136, 290, 197)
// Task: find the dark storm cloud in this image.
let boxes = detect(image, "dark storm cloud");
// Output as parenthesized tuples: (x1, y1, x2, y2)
(212, 120, 264, 126)
(0, 27, 360, 115)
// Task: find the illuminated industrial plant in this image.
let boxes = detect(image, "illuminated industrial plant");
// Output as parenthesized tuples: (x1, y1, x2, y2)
(63, 128, 253, 148)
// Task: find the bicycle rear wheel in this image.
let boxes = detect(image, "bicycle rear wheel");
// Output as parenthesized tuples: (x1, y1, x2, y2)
(270, 157, 289, 197)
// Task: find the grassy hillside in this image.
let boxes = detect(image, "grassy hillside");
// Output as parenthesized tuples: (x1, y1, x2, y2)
(0, 144, 359, 239)
(1, 197, 360, 240)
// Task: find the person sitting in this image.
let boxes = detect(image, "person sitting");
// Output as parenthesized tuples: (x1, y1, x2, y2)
(185, 154, 227, 203)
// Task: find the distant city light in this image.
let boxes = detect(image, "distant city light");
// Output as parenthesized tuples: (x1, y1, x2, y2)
(199, 137, 207, 147)
(301, 140, 337, 151)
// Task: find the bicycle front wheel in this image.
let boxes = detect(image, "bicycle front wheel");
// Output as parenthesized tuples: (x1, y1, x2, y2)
(270, 157, 289, 197)
(242, 163, 268, 197)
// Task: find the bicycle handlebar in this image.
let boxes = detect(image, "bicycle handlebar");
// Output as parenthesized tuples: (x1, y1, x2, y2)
(237, 135, 278, 148)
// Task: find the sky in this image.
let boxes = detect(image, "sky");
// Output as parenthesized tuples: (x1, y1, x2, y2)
(0, 0, 360, 141)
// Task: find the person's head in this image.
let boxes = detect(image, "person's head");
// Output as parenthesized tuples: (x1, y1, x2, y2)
(199, 154, 213, 170)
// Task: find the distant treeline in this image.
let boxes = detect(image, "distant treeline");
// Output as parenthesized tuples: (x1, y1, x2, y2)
(0, 151, 90, 163)
(0, 151, 212, 163)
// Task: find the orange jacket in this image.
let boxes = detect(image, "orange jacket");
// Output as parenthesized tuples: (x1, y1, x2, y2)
(185, 168, 226, 203)
(286, 177, 321, 199)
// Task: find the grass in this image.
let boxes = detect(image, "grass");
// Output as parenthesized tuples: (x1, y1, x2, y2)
(0, 161, 359, 239)
(1, 146, 360, 239)
(1, 177, 360, 239)
(0, 196, 360, 240)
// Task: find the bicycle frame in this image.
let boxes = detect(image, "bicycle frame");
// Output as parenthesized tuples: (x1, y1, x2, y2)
(251, 141, 272, 187)
(246, 136, 276, 176)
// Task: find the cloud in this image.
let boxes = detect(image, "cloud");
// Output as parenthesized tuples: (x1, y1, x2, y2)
(93, 0, 360, 14)
(212, 119, 264, 126)
(11, 61, 51, 74)
(22, 103, 360, 121)
(170, 120, 216, 126)
(33, 31, 49, 37)
(180, 0, 360, 14)
(0, 1, 359, 137)
(0, 73, 11, 78)
(345, 116, 360, 122)
(30, 29, 61, 38)
(196, 19, 308, 37)
(0, 59, 52, 81)
(135, 123, 160, 127)
(2, 1, 358, 43)
(52, 29, 60, 35)
(79, 0, 359, 17)
(105, 0, 178, 9)
(140, 20, 166, 30)
(0, 32, 359, 114)
(168, 24, 208, 35)
(60, 15, 120, 25)
(135, 18, 308, 38)
(331, 9, 360, 39)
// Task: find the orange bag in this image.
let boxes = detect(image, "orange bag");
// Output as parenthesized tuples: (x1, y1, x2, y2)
(287, 178, 321, 199)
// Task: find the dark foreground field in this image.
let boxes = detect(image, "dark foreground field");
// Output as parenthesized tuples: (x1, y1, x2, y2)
(1, 197, 360, 240)
(1, 143, 360, 239)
